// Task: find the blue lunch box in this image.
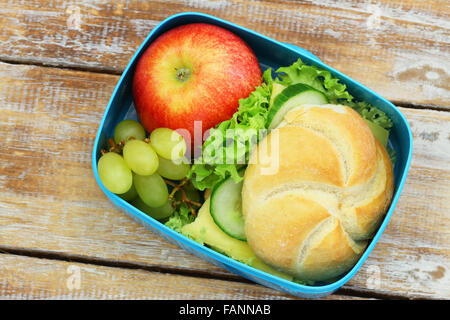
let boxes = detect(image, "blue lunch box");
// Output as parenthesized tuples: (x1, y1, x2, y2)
(92, 12, 413, 298)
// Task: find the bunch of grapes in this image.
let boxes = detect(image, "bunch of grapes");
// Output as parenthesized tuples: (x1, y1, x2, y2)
(97, 120, 200, 220)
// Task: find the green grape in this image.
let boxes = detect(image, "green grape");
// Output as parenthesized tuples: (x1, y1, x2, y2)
(131, 196, 174, 220)
(157, 156, 190, 180)
(113, 120, 146, 144)
(150, 128, 187, 160)
(118, 181, 138, 201)
(123, 140, 159, 176)
(134, 173, 168, 208)
(98, 152, 132, 194)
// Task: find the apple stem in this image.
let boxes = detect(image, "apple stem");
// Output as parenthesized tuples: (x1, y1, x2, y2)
(175, 67, 191, 82)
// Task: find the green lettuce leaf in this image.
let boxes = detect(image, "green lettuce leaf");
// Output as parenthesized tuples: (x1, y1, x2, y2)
(188, 69, 273, 191)
(346, 101, 393, 130)
(188, 58, 395, 192)
(169, 58, 397, 281)
(275, 59, 353, 103)
(165, 203, 195, 233)
(387, 145, 397, 165)
(275, 59, 393, 130)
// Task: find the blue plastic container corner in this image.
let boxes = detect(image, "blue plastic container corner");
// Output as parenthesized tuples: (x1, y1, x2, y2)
(91, 12, 413, 299)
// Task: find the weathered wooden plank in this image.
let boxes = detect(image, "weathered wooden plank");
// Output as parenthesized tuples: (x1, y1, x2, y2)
(0, 253, 366, 299)
(0, 0, 448, 107)
(344, 107, 450, 299)
(0, 62, 449, 299)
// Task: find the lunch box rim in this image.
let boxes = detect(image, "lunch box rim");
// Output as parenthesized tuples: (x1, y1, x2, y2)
(91, 12, 413, 297)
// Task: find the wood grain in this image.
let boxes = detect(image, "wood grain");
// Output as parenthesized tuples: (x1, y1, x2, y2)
(346, 107, 450, 299)
(0, 253, 367, 299)
(0, 0, 448, 107)
(0, 62, 449, 299)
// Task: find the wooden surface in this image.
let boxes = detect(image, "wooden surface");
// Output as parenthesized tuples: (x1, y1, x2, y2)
(0, 0, 449, 300)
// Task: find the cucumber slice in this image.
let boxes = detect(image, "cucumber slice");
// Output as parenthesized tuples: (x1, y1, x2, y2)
(364, 119, 389, 147)
(269, 83, 286, 106)
(267, 83, 329, 129)
(210, 170, 246, 241)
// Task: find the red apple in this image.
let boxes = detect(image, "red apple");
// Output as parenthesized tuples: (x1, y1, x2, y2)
(132, 23, 262, 147)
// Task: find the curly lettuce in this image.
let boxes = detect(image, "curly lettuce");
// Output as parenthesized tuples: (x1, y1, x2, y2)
(187, 69, 273, 191)
(188, 58, 395, 192)
(165, 202, 195, 233)
(276, 59, 354, 103)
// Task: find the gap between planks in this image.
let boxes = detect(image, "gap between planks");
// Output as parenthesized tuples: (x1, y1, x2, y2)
(0, 59, 447, 113)
(0, 246, 411, 300)
(0, 251, 379, 300)
(0, 58, 448, 300)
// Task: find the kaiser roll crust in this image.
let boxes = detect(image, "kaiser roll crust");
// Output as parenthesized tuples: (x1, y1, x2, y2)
(242, 104, 394, 281)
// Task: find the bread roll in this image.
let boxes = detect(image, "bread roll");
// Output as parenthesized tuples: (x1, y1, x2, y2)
(242, 104, 394, 281)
